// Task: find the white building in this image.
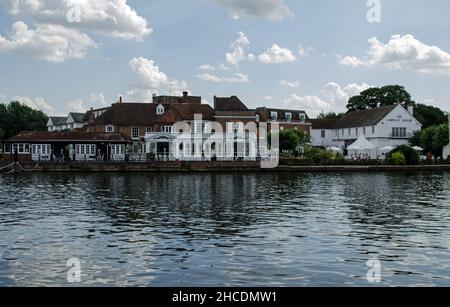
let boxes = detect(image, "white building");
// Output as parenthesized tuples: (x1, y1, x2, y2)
(311, 104, 422, 157)
(47, 113, 85, 132)
(310, 119, 339, 148)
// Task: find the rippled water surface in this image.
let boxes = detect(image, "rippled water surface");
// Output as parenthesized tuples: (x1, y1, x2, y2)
(1, 171, 450, 286)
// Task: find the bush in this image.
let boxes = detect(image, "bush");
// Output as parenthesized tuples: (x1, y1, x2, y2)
(390, 152, 407, 165)
(304, 146, 334, 165)
(387, 145, 420, 165)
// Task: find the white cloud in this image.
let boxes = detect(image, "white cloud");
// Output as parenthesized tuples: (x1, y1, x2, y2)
(264, 96, 273, 100)
(247, 53, 256, 62)
(90, 92, 106, 106)
(128, 57, 188, 98)
(0, 94, 7, 102)
(340, 34, 450, 74)
(197, 72, 249, 83)
(259, 44, 296, 64)
(198, 64, 216, 71)
(322, 82, 371, 106)
(0, 21, 97, 62)
(123, 89, 155, 102)
(284, 94, 331, 116)
(5, 0, 151, 40)
(213, 0, 293, 21)
(67, 99, 87, 113)
(12, 96, 55, 114)
(280, 80, 300, 88)
(226, 31, 250, 65)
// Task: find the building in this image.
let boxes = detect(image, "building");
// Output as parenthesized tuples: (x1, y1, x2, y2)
(3, 131, 130, 162)
(310, 119, 339, 148)
(47, 113, 85, 131)
(256, 107, 311, 135)
(311, 104, 422, 157)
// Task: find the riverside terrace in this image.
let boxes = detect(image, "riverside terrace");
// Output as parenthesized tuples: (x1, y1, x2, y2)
(1, 93, 312, 163)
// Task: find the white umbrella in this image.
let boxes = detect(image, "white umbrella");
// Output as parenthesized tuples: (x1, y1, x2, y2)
(380, 146, 395, 153)
(328, 146, 342, 152)
(412, 146, 424, 151)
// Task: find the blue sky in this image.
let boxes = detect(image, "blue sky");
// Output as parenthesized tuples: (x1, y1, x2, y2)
(0, 0, 449, 117)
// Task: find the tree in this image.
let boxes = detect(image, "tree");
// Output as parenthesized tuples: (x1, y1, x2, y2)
(414, 123, 449, 157)
(413, 104, 448, 129)
(271, 128, 308, 154)
(0, 127, 4, 140)
(317, 111, 345, 120)
(0, 101, 49, 139)
(347, 85, 414, 112)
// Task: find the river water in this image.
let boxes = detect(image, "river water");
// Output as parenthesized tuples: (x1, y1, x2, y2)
(1, 171, 450, 286)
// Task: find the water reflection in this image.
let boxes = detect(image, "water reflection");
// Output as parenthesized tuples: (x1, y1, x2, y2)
(1, 172, 450, 286)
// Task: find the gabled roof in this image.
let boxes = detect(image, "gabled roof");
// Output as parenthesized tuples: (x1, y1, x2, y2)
(7, 131, 130, 143)
(335, 105, 398, 129)
(310, 119, 338, 129)
(48, 117, 67, 126)
(92, 102, 215, 126)
(68, 113, 85, 123)
(214, 96, 249, 111)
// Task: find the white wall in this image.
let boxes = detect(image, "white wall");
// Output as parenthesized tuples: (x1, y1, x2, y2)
(311, 129, 335, 147)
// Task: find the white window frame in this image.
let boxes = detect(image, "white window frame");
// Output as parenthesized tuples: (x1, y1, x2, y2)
(131, 127, 140, 140)
(161, 125, 173, 133)
(106, 125, 115, 133)
(271, 112, 278, 121)
(156, 104, 165, 115)
(286, 113, 292, 122)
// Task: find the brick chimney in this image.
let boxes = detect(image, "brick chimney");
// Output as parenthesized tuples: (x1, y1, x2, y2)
(118, 96, 123, 104)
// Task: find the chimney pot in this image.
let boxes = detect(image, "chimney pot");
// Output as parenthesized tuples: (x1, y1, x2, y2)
(119, 96, 123, 103)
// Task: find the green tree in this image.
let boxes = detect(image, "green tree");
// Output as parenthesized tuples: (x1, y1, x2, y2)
(0, 127, 4, 140)
(317, 111, 345, 120)
(347, 85, 414, 112)
(0, 101, 48, 139)
(414, 104, 448, 129)
(271, 129, 308, 154)
(390, 152, 407, 165)
(416, 124, 449, 157)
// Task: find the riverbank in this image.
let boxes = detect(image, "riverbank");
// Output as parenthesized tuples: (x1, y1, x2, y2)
(2, 161, 450, 173)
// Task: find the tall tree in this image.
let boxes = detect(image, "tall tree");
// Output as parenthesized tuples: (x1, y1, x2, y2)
(347, 85, 414, 112)
(414, 104, 448, 129)
(0, 101, 49, 139)
(317, 111, 345, 120)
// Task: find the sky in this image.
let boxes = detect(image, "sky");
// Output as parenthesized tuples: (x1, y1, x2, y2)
(0, 0, 449, 117)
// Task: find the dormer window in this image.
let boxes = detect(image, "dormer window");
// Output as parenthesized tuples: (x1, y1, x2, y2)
(286, 113, 292, 122)
(106, 125, 114, 133)
(156, 104, 165, 115)
(271, 112, 278, 121)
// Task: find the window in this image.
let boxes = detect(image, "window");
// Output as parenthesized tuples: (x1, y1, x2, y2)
(321, 130, 326, 138)
(10, 143, 30, 154)
(372, 126, 375, 134)
(4, 143, 11, 153)
(111, 145, 124, 155)
(106, 125, 114, 133)
(363, 127, 366, 135)
(299, 114, 306, 123)
(76, 145, 96, 155)
(286, 113, 292, 122)
(156, 104, 165, 115)
(348, 129, 351, 136)
(161, 125, 172, 133)
(392, 127, 407, 138)
(131, 127, 140, 139)
(146, 127, 153, 133)
(271, 112, 278, 121)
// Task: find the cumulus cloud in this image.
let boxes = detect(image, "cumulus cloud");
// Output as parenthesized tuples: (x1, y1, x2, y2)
(197, 72, 249, 83)
(4, 0, 151, 40)
(284, 94, 331, 116)
(298, 46, 314, 57)
(264, 96, 273, 100)
(259, 44, 296, 64)
(280, 80, 300, 88)
(0, 21, 97, 62)
(0, 94, 7, 102)
(90, 92, 106, 106)
(322, 82, 371, 106)
(67, 99, 87, 113)
(213, 0, 293, 21)
(12, 96, 55, 114)
(226, 31, 250, 65)
(128, 57, 188, 99)
(198, 64, 216, 71)
(340, 34, 450, 74)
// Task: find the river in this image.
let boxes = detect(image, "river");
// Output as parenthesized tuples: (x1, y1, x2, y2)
(1, 171, 450, 286)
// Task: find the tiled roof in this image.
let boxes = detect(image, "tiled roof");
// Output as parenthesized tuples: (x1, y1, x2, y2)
(335, 105, 398, 129)
(92, 102, 215, 126)
(7, 131, 130, 142)
(69, 113, 86, 123)
(214, 96, 249, 111)
(310, 119, 339, 129)
(49, 117, 67, 125)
